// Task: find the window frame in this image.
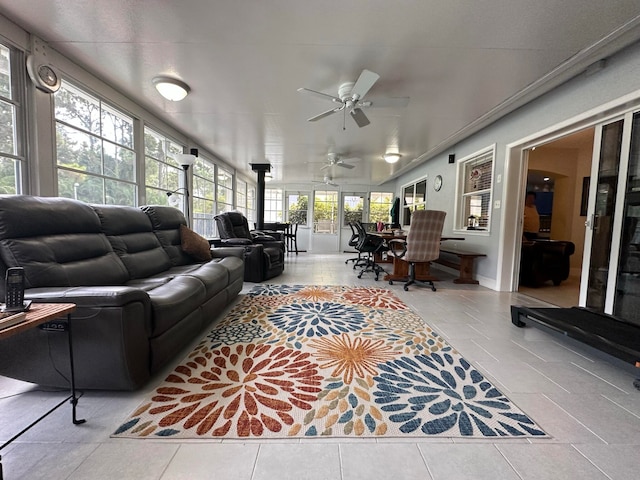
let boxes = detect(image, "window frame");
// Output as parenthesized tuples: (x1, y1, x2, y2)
(0, 41, 27, 195)
(400, 177, 427, 226)
(54, 79, 137, 205)
(453, 144, 496, 234)
(286, 191, 309, 225)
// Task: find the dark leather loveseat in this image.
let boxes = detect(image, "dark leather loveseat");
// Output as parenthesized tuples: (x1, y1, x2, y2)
(213, 211, 285, 282)
(520, 239, 575, 287)
(0, 195, 244, 390)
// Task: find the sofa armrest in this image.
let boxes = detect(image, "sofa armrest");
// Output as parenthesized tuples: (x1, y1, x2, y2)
(24, 285, 150, 307)
(210, 246, 245, 260)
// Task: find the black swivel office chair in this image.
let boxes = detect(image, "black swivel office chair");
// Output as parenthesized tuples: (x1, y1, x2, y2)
(354, 221, 387, 280)
(345, 222, 363, 266)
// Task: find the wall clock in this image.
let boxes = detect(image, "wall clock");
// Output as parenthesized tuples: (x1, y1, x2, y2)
(433, 175, 443, 191)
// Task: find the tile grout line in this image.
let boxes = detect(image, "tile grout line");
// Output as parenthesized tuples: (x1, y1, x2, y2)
(510, 339, 548, 362)
(542, 394, 610, 445)
(571, 443, 614, 480)
(570, 363, 630, 394)
(524, 364, 571, 393)
(493, 443, 525, 480)
(600, 394, 640, 420)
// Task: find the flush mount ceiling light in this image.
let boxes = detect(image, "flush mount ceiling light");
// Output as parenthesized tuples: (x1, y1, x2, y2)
(153, 76, 190, 101)
(383, 153, 402, 164)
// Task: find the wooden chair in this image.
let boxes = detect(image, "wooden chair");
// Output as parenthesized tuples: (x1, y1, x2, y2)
(388, 210, 446, 291)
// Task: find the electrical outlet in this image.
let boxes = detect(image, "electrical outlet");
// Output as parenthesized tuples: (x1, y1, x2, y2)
(497, 174, 502, 183)
(494, 200, 501, 209)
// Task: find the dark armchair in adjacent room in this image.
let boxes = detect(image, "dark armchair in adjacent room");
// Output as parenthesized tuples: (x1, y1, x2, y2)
(213, 211, 285, 282)
(520, 239, 575, 287)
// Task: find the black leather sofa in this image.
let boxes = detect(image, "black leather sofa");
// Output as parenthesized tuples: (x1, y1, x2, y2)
(213, 212, 285, 282)
(520, 239, 575, 287)
(0, 195, 244, 390)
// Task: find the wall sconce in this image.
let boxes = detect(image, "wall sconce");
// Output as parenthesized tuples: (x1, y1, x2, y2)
(383, 153, 402, 164)
(153, 76, 191, 101)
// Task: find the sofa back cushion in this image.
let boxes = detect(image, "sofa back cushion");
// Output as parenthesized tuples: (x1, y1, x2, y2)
(141, 205, 194, 266)
(0, 195, 130, 288)
(92, 204, 172, 278)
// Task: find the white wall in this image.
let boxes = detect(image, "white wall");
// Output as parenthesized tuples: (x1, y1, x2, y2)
(396, 40, 640, 289)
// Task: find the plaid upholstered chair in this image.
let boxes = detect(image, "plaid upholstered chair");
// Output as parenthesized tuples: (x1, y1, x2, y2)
(388, 210, 446, 291)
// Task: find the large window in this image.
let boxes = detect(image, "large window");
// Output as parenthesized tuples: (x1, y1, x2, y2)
(55, 81, 136, 204)
(192, 156, 215, 237)
(144, 127, 183, 207)
(456, 146, 494, 231)
(343, 194, 364, 227)
(0, 43, 25, 195)
(402, 178, 427, 226)
(236, 178, 247, 216)
(313, 190, 338, 233)
(369, 192, 394, 223)
(287, 192, 308, 225)
(216, 166, 233, 214)
(265, 188, 283, 222)
(247, 185, 256, 225)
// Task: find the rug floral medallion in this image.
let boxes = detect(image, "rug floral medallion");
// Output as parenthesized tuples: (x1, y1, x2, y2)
(113, 285, 547, 439)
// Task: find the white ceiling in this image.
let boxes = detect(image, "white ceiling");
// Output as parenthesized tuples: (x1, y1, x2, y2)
(2, 1, 640, 186)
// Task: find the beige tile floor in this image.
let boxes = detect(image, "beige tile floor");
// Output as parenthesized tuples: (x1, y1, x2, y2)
(1, 254, 639, 479)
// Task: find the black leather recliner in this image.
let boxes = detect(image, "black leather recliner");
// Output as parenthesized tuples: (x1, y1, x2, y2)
(520, 239, 575, 287)
(213, 212, 285, 282)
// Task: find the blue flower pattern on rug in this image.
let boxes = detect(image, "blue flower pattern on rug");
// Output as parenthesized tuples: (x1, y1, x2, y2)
(268, 301, 366, 337)
(374, 352, 546, 436)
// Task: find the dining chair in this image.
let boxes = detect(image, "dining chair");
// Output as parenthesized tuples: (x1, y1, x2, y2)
(284, 222, 299, 254)
(388, 210, 446, 291)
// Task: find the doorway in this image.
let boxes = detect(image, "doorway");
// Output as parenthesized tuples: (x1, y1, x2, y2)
(517, 127, 595, 307)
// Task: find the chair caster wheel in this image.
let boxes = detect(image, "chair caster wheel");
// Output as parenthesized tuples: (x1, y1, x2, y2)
(634, 378, 640, 391)
(403, 286, 409, 291)
(389, 280, 393, 285)
(358, 273, 363, 279)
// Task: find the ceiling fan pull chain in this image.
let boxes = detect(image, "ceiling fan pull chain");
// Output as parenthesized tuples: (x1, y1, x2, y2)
(343, 108, 346, 131)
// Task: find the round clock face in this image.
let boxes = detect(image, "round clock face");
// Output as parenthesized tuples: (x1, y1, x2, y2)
(38, 65, 58, 87)
(434, 175, 443, 191)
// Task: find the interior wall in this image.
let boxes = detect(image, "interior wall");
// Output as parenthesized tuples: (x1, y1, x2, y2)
(396, 39, 640, 290)
(528, 143, 594, 268)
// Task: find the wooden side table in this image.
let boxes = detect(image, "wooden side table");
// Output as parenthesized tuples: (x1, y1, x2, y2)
(0, 303, 85, 480)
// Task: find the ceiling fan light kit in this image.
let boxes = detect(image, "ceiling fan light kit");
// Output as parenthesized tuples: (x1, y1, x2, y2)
(153, 76, 190, 101)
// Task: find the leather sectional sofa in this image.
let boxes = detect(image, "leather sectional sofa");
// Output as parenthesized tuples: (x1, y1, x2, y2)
(520, 239, 575, 287)
(0, 195, 244, 390)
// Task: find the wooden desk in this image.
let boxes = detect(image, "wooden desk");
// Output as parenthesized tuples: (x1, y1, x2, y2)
(0, 303, 85, 478)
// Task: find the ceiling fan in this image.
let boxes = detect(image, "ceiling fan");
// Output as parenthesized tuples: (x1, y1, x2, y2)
(313, 174, 339, 187)
(298, 69, 408, 128)
(321, 152, 359, 170)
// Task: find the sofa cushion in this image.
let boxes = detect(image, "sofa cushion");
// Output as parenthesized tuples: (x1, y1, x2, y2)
(92, 204, 172, 279)
(180, 224, 212, 262)
(141, 205, 194, 266)
(0, 195, 130, 288)
(145, 275, 206, 337)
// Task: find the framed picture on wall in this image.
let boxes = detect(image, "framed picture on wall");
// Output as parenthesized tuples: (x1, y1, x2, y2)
(580, 176, 590, 216)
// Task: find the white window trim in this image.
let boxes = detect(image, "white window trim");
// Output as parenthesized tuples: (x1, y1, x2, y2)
(453, 144, 496, 236)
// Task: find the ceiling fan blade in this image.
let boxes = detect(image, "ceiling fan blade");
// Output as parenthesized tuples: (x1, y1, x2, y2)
(320, 163, 331, 170)
(350, 69, 380, 100)
(308, 107, 341, 122)
(365, 96, 410, 108)
(297, 87, 341, 103)
(337, 162, 355, 169)
(350, 108, 370, 128)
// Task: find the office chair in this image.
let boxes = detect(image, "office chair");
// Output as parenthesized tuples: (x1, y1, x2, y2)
(388, 210, 446, 291)
(345, 222, 363, 266)
(354, 221, 388, 281)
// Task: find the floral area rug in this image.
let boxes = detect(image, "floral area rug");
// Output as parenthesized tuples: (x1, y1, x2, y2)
(113, 285, 547, 439)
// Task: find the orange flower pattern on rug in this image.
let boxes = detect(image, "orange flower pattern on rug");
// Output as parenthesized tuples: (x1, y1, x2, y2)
(310, 333, 398, 385)
(113, 285, 548, 439)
